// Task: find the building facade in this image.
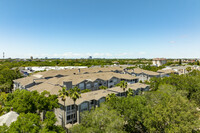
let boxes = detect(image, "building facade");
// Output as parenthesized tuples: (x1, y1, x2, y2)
(54, 83, 150, 126)
(152, 58, 167, 67)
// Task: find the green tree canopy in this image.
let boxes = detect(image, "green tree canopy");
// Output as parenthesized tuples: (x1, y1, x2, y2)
(70, 104, 125, 133)
(5, 89, 59, 114)
(8, 113, 41, 133)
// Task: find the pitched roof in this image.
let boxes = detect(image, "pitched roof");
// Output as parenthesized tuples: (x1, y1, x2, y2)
(27, 72, 138, 94)
(13, 67, 125, 86)
(157, 69, 176, 74)
(56, 72, 138, 85)
(58, 83, 149, 106)
(132, 68, 160, 76)
(0, 111, 19, 126)
(27, 82, 61, 95)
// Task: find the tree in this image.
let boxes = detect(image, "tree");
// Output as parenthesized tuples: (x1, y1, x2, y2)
(149, 77, 162, 91)
(179, 59, 182, 65)
(116, 80, 128, 97)
(197, 60, 200, 65)
(0, 105, 4, 116)
(142, 84, 200, 132)
(8, 113, 41, 133)
(58, 87, 69, 127)
(127, 88, 134, 97)
(186, 67, 192, 72)
(36, 90, 59, 120)
(0, 124, 8, 133)
(106, 93, 117, 102)
(4, 90, 59, 114)
(40, 111, 65, 133)
(69, 104, 125, 133)
(69, 86, 81, 126)
(99, 85, 108, 90)
(0, 67, 22, 92)
(6, 112, 65, 133)
(5, 89, 38, 113)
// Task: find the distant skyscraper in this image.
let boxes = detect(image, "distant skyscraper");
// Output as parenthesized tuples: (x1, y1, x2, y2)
(30, 56, 33, 60)
(3, 52, 5, 59)
(88, 56, 92, 59)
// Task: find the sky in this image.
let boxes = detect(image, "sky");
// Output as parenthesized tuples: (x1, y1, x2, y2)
(0, 0, 200, 59)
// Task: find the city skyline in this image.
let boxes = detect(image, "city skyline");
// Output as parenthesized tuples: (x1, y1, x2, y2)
(0, 0, 200, 58)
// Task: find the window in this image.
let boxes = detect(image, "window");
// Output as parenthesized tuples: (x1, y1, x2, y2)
(67, 115, 71, 120)
(91, 100, 94, 104)
(79, 83, 84, 90)
(81, 102, 88, 111)
(113, 79, 117, 83)
(94, 82, 98, 87)
(99, 98, 105, 104)
(86, 84, 91, 89)
(67, 106, 70, 111)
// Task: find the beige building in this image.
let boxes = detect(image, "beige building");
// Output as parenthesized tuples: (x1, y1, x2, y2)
(12, 67, 149, 127)
(54, 83, 150, 126)
(125, 68, 160, 82)
(26, 72, 139, 93)
(152, 58, 167, 67)
(13, 66, 125, 91)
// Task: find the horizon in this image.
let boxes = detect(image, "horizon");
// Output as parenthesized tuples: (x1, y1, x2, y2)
(0, 0, 200, 58)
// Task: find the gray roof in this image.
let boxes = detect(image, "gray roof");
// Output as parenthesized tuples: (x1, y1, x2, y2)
(0, 111, 19, 126)
(59, 83, 150, 106)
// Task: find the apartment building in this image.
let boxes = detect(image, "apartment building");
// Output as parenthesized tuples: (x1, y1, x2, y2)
(26, 72, 139, 94)
(12, 67, 148, 127)
(125, 68, 160, 82)
(13, 66, 125, 91)
(165, 65, 199, 75)
(157, 69, 177, 77)
(54, 83, 150, 126)
(152, 58, 167, 67)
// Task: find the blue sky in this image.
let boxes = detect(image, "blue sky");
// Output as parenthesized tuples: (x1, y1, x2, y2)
(0, 0, 200, 59)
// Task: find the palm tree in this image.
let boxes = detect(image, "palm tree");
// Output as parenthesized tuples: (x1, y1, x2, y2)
(58, 87, 69, 127)
(69, 86, 81, 126)
(127, 88, 134, 97)
(117, 80, 128, 97)
(106, 93, 116, 102)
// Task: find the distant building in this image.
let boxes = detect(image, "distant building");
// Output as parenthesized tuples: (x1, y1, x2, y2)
(125, 68, 160, 82)
(152, 58, 167, 67)
(88, 56, 92, 59)
(30, 56, 33, 60)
